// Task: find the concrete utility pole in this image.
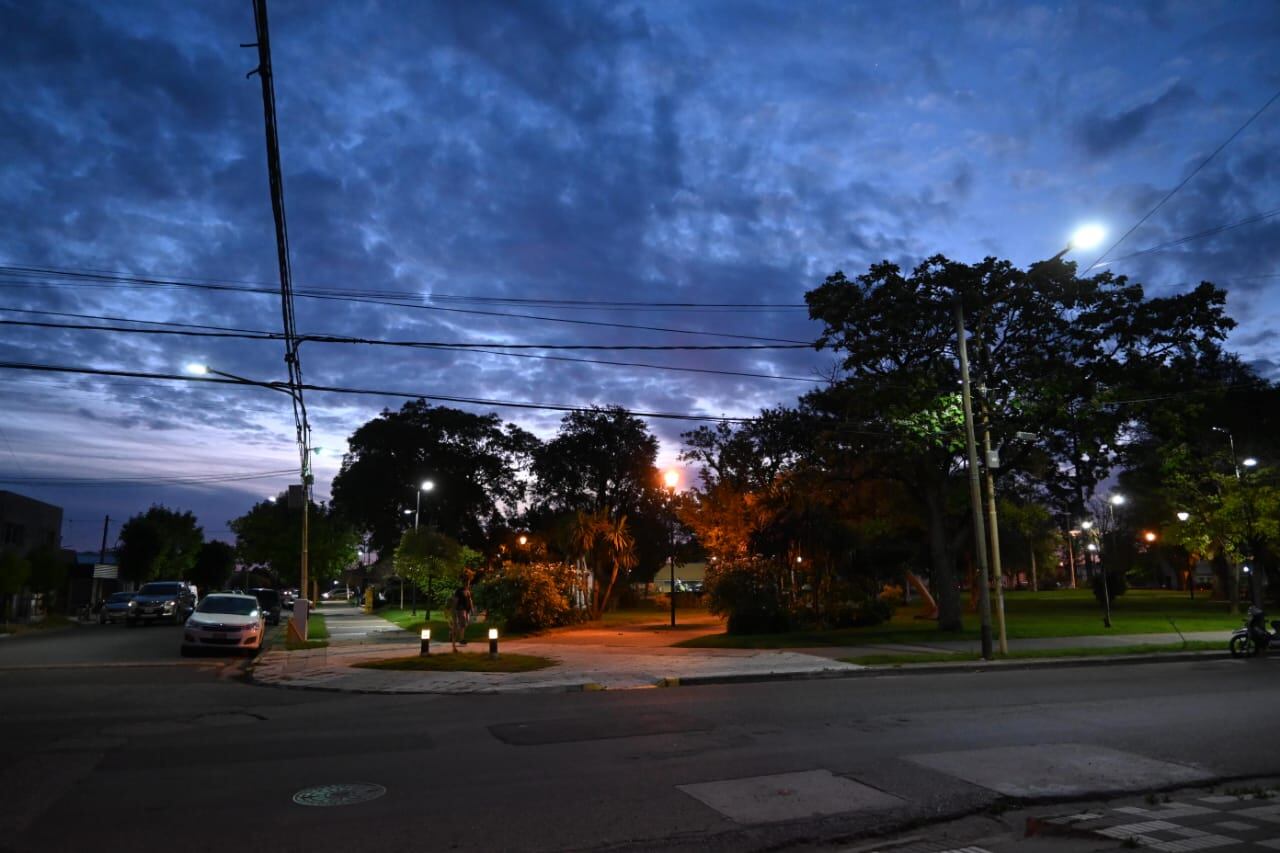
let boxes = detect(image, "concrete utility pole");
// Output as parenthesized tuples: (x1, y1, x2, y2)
(954, 298, 994, 661)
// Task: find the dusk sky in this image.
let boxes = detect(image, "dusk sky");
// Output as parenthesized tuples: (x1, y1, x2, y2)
(2, 0, 1278, 550)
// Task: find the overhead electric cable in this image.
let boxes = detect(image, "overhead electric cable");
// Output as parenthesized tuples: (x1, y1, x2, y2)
(0, 361, 759, 422)
(1085, 84, 1280, 272)
(0, 316, 821, 383)
(0, 265, 811, 344)
(0, 468, 297, 487)
(0, 307, 811, 350)
(1097, 207, 1280, 265)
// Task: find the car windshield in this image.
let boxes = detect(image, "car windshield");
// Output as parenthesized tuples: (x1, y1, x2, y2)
(107, 592, 135, 603)
(196, 596, 258, 615)
(138, 583, 181, 596)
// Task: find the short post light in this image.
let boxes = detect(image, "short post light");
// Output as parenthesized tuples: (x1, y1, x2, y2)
(1176, 511, 1190, 522)
(488, 627, 499, 658)
(420, 628, 431, 656)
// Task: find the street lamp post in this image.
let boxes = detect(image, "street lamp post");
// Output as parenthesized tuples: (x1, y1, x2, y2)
(1212, 427, 1240, 480)
(663, 469, 679, 628)
(412, 480, 434, 617)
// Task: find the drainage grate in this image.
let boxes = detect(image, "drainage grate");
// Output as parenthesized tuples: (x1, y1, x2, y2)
(292, 783, 387, 807)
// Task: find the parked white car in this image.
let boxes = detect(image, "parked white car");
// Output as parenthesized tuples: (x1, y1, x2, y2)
(180, 593, 266, 656)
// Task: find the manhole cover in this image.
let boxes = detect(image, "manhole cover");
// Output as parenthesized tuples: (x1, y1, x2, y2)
(292, 783, 387, 807)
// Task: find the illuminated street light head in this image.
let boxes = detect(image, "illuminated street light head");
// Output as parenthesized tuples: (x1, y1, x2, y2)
(403, 509, 413, 516)
(185, 362, 209, 375)
(421, 479, 435, 492)
(518, 535, 527, 546)
(1143, 531, 1157, 543)
(1086, 543, 1098, 552)
(1243, 457, 1258, 468)
(1110, 494, 1126, 506)
(663, 469, 679, 489)
(1070, 224, 1106, 251)
(1176, 511, 1190, 522)
(1081, 520, 1094, 530)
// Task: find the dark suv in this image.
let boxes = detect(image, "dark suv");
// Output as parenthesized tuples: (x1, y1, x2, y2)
(127, 581, 196, 626)
(249, 588, 282, 625)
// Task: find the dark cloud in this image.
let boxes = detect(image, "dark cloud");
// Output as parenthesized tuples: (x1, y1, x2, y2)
(1075, 80, 1198, 157)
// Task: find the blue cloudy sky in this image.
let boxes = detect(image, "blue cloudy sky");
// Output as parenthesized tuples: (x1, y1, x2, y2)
(1, 0, 1277, 549)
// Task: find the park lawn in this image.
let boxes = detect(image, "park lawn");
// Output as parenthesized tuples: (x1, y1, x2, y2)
(677, 590, 1244, 649)
(842, 639, 1224, 666)
(375, 608, 498, 642)
(354, 652, 555, 673)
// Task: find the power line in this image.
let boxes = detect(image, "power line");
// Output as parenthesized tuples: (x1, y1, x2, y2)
(0, 265, 812, 344)
(1097, 207, 1280, 265)
(0, 468, 297, 487)
(0, 361, 759, 422)
(1086, 84, 1280, 272)
(0, 313, 822, 382)
(0, 262, 807, 311)
(0, 306, 812, 350)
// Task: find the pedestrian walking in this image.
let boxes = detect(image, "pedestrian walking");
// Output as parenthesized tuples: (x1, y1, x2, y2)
(449, 577, 474, 652)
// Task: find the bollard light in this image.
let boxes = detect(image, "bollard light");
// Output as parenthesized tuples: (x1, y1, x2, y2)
(420, 628, 431, 656)
(488, 627, 499, 658)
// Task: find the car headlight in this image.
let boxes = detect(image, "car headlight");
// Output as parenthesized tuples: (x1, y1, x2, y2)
(127, 600, 136, 608)
(164, 599, 176, 608)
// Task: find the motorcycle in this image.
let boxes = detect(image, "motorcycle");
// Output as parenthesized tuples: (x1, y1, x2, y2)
(1229, 606, 1280, 657)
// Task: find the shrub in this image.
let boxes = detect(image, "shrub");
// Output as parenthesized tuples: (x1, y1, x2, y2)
(477, 562, 580, 633)
(705, 557, 792, 634)
(877, 583, 905, 607)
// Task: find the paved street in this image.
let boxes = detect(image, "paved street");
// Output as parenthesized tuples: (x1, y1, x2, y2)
(3, 620, 1279, 853)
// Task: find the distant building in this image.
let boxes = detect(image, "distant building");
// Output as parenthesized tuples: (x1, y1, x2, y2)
(0, 490, 62, 555)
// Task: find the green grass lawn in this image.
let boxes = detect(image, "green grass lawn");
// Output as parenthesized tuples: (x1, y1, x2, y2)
(283, 612, 329, 650)
(375, 608, 497, 642)
(354, 652, 555, 673)
(841, 639, 1224, 666)
(678, 589, 1245, 649)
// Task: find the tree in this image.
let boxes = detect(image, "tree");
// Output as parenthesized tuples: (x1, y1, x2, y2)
(531, 406, 659, 518)
(804, 255, 1234, 631)
(116, 506, 204, 585)
(25, 544, 70, 604)
(0, 550, 30, 624)
(332, 401, 537, 555)
(230, 497, 360, 596)
(189, 541, 237, 593)
(394, 528, 479, 610)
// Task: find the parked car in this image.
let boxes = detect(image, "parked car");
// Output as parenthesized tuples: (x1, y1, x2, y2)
(320, 587, 352, 601)
(127, 581, 196, 626)
(181, 593, 266, 656)
(99, 591, 137, 624)
(249, 588, 282, 625)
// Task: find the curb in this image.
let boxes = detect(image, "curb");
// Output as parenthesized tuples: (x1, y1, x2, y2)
(245, 648, 1233, 695)
(664, 649, 1226, 687)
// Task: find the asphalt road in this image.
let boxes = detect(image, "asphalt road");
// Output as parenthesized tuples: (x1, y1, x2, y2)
(0, 620, 192, 665)
(2, 626, 1278, 853)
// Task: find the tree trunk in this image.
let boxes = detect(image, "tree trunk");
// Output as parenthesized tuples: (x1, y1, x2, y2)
(598, 565, 620, 617)
(923, 489, 962, 631)
(1030, 543, 1038, 592)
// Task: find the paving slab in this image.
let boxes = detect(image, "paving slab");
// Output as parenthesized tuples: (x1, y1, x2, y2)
(907, 744, 1214, 798)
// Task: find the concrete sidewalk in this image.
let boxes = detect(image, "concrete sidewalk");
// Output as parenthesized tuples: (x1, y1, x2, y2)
(249, 606, 1235, 695)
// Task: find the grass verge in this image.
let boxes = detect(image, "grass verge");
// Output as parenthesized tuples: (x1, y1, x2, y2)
(841, 640, 1224, 666)
(677, 590, 1243, 649)
(284, 612, 329, 650)
(0, 614, 74, 636)
(375, 608, 502, 642)
(354, 652, 555, 673)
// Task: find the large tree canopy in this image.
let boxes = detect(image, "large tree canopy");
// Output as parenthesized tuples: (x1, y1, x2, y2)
(531, 406, 660, 519)
(332, 401, 538, 555)
(230, 497, 360, 594)
(116, 505, 204, 585)
(803, 255, 1234, 630)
